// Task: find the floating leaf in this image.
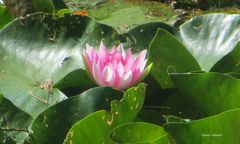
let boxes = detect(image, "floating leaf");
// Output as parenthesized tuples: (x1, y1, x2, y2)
(28, 87, 122, 144)
(0, 95, 32, 143)
(211, 42, 240, 73)
(179, 14, 240, 71)
(165, 108, 240, 144)
(149, 28, 200, 88)
(111, 122, 168, 144)
(64, 83, 146, 143)
(0, 13, 125, 117)
(72, 0, 179, 33)
(171, 72, 240, 115)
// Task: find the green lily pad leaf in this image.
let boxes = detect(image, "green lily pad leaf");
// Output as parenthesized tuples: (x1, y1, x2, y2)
(164, 108, 240, 144)
(70, 0, 179, 33)
(157, 89, 203, 119)
(123, 22, 173, 51)
(0, 6, 12, 29)
(54, 69, 93, 89)
(98, 6, 174, 34)
(111, 122, 168, 144)
(149, 28, 201, 88)
(225, 72, 240, 79)
(142, 75, 202, 122)
(0, 95, 33, 144)
(179, 13, 240, 71)
(54, 69, 96, 96)
(171, 72, 240, 115)
(137, 109, 165, 126)
(64, 110, 112, 144)
(64, 83, 146, 143)
(0, 13, 124, 117)
(28, 87, 122, 144)
(211, 42, 240, 73)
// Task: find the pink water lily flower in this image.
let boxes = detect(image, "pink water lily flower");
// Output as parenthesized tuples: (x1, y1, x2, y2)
(82, 42, 152, 90)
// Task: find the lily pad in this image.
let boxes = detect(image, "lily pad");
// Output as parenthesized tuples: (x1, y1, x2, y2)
(0, 13, 123, 117)
(211, 42, 240, 73)
(179, 13, 240, 71)
(149, 28, 200, 88)
(64, 83, 146, 143)
(141, 75, 202, 124)
(164, 108, 240, 144)
(0, 95, 33, 143)
(111, 122, 168, 144)
(123, 22, 173, 52)
(28, 87, 122, 144)
(65, 0, 179, 33)
(171, 72, 240, 115)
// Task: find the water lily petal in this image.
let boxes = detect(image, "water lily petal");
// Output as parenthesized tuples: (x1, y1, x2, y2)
(126, 48, 133, 58)
(118, 70, 132, 89)
(85, 44, 97, 60)
(92, 62, 105, 86)
(132, 63, 153, 86)
(103, 65, 115, 86)
(99, 41, 109, 61)
(140, 59, 147, 72)
(117, 61, 124, 78)
(117, 43, 126, 59)
(110, 47, 122, 62)
(82, 51, 93, 73)
(133, 50, 147, 70)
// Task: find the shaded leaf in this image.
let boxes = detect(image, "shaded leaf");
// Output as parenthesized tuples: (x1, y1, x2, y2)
(211, 42, 240, 73)
(164, 108, 240, 144)
(171, 72, 240, 115)
(123, 22, 173, 52)
(28, 87, 122, 144)
(111, 122, 168, 144)
(54, 69, 96, 96)
(149, 28, 200, 88)
(143, 75, 202, 122)
(137, 109, 165, 126)
(0, 95, 32, 144)
(64, 83, 146, 143)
